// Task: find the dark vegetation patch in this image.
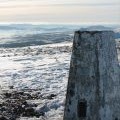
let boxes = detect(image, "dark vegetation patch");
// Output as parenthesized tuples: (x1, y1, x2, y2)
(0, 89, 57, 120)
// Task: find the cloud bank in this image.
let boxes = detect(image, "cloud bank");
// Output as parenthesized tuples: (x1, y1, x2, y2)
(0, 0, 119, 23)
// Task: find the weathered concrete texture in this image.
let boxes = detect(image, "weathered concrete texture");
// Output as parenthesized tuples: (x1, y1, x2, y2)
(64, 31, 120, 120)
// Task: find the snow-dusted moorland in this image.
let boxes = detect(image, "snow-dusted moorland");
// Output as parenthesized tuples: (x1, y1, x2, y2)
(0, 42, 72, 120)
(0, 24, 120, 120)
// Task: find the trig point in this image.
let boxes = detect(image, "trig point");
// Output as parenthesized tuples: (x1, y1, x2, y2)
(64, 31, 120, 120)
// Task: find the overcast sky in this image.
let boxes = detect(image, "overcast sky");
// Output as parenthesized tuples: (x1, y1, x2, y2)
(0, 0, 119, 24)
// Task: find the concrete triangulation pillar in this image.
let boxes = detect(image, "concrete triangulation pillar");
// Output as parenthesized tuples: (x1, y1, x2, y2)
(64, 31, 120, 120)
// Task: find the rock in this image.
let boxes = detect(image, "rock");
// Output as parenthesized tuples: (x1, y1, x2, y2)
(35, 112, 45, 117)
(4, 93, 11, 98)
(47, 94, 57, 99)
(36, 104, 50, 113)
(9, 86, 14, 89)
(22, 107, 35, 117)
(0, 116, 8, 120)
(0, 106, 7, 111)
(0, 103, 3, 107)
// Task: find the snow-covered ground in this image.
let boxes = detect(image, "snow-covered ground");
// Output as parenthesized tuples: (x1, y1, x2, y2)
(0, 42, 72, 120)
(0, 23, 120, 119)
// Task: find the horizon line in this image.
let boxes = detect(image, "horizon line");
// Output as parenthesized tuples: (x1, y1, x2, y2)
(0, 3, 119, 8)
(0, 22, 120, 25)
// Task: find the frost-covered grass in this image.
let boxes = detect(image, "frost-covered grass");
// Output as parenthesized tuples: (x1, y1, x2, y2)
(0, 42, 72, 120)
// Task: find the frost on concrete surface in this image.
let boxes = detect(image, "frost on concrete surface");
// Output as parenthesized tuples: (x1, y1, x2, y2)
(64, 31, 120, 120)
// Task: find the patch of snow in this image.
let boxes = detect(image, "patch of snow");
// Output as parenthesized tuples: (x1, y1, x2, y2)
(0, 42, 72, 119)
